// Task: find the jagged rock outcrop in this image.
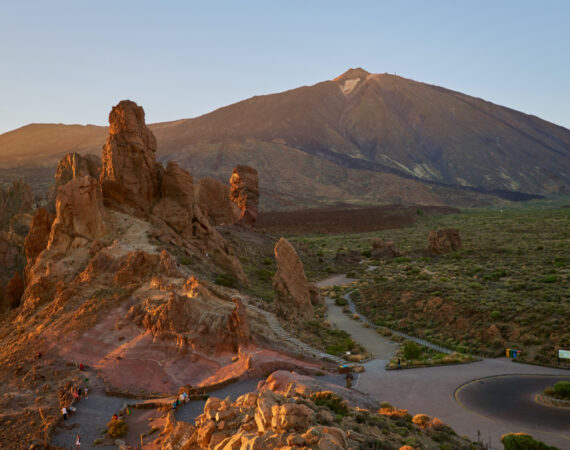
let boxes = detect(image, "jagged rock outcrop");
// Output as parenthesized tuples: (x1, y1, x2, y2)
(371, 237, 403, 258)
(229, 165, 259, 227)
(53, 152, 102, 193)
(334, 249, 362, 264)
(23, 208, 55, 282)
(427, 228, 462, 254)
(100, 100, 162, 216)
(272, 238, 316, 320)
(228, 298, 251, 351)
(2, 271, 24, 312)
(152, 161, 195, 234)
(47, 176, 108, 253)
(195, 178, 240, 226)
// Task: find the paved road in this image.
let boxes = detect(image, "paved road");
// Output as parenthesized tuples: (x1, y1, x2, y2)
(456, 374, 570, 432)
(316, 273, 570, 449)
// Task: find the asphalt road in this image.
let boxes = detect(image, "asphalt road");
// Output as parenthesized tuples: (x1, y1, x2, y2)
(456, 375, 570, 433)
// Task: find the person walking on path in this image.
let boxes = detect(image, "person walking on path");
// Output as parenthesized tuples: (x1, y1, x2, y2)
(75, 434, 81, 449)
(61, 406, 68, 421)
(84, 386, 88, 399)
(397, 358, 401, 369)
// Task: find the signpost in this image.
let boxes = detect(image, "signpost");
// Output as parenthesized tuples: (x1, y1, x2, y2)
(558, 349, 570, 361)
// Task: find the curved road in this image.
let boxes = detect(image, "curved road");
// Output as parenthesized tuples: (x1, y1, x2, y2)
(317, 273, 570, 449)
(456, 375, 570, 432)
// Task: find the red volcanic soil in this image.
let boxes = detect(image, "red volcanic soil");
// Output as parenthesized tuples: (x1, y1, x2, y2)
(257, 204, 459, 234)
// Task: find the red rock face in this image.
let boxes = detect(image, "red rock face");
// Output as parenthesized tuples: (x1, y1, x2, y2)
(100, 100, 162, 216)
(0, 234, 21, 311)
(272, 238, 314, 321)
(47, 176, 108, 253)
(229, 165, 259, 227)
(23, 208, 55, 282)
(427, 229, 462, 254)
(195, 178, 240, 226)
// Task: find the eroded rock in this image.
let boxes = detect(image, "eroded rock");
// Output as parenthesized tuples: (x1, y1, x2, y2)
(230, 165, 259, 227)
(273, 237, 315, 321)
(427, 228, 461, 254)
(100, 100, 162, 216)
(195, 177, 239, 226)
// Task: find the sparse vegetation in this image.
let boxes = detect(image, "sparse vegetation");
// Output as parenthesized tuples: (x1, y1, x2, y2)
(106, 419, 128, 439)
(501, 432, 558, 450)
(214, 273, 237, 287)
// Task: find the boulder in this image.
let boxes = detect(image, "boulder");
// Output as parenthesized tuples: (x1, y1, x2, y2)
(427, 229, 461, 254)
(23, 208, 55, 284)
(371, 238, 403, 258)
(272, 238, 315, 320)
(100, 100, 162, 216)
(47, 176, 108, 253)
(229, 165, 259, 227)
(195, 177, 239, 226)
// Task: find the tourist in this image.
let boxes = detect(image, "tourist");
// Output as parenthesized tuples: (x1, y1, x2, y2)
(397, 358, 401, 370)
(61, 406, 68, 421)
(79, 362, 85, 371)
(75, 434, 81, 449)
(345, 371, 354, 388)
(84, 387, 88, 399)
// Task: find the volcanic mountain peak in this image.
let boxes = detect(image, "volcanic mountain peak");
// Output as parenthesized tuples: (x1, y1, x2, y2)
(333, 67, 371, 82)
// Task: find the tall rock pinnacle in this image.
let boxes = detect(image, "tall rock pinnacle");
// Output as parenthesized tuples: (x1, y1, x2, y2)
(100, 100, 163, 216)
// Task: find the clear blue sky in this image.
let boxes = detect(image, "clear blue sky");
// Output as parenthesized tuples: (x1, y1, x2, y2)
(1, 0, 569, 134)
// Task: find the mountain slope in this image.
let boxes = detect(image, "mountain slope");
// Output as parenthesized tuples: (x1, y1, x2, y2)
(1, 68, 569, 206)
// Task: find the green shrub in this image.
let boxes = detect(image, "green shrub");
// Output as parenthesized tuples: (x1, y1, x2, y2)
(215, 273, 237, 287)
(254, 269, 273, 281)
(501, 432, 557, 449)
(179, 255, 191, 266)
(335, 297, 348, 306)
(490, 310, 501, 319)
(325, 266, 335, 273)
(106, 419, 128, 438)
(394, 257, 411, 263)
(540, 274, 558, 283)
(310, 391, 349, 416)
(403, 341, 421, 360)
(361, 249, 372, 257)
(263, 258, 272, 265)
(553, 381, 570, 399)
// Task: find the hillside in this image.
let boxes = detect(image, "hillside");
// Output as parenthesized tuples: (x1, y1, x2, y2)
(1, 68, 569, 208)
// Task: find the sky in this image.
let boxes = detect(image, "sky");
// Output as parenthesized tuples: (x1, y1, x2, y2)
(1, 1, 569, 134)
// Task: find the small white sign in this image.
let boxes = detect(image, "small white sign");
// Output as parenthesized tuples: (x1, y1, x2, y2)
(559, 349, 570, 360)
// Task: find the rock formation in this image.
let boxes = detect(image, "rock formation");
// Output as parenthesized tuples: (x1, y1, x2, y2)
(0, 179, 34, 233)
(160, 370, 474, 449)
(47, 176, 108, 253)
(427, 228, 462, 254)
(272, 238, 317, 320)
(152, 161, 195, 234)
(23, 207, 54, 282)
(100, 100, 162, 216)
(195, 177, 240, 226)
(371, 237, 403, 258)
(229, 165, 259, 227)
(53, 152, 102, 191)
(228, 298, 251, 351)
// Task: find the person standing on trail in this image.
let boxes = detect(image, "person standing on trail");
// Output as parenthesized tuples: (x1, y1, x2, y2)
(61, 406, 68, 420)
(84, 386, 88, 399)
(75, 434, 81, 449)
(397, 358, 401, 369)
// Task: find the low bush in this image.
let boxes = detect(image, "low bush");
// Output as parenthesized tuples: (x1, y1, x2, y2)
(412, 413, 430, 428)
(553, 380, 570, 399)
(403, 341, 421, 360)
(106, 419, 128, 438)
(214, 273, 236, 287)
(501, 432, 557, 449)
(310, 391, 349, 416)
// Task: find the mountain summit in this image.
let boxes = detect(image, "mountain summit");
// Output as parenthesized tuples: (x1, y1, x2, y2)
(1, 69, 569, 207)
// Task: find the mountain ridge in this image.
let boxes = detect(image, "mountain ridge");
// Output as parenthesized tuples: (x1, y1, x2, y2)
(1, 69, 568, 207)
